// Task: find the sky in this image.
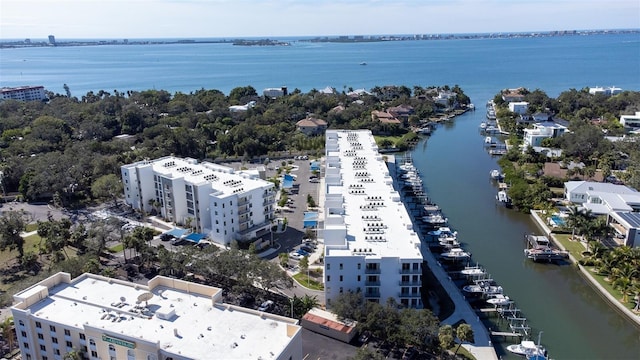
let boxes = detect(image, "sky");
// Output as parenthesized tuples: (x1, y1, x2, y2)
(1, 0, 639, 40)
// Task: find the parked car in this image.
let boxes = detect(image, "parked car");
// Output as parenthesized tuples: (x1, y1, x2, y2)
(258, 300, 274, 312)
(296, 249, 310, 256)
(300, 245, 314, 253)
(289, 252, 303, 260)
(171, 237, 187, 246)
(160, 233, 174, 242)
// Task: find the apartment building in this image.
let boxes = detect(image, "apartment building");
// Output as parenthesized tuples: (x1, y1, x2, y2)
(322, 130, 424, 309)
(11, 272, 302, 360)
(121, 156, 276, 245)
(0, 86, 46, 102)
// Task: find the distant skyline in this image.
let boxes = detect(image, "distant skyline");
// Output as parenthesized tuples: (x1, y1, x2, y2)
(1, 0, 639, 40)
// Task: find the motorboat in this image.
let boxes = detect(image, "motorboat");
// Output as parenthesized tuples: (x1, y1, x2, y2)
(427, 226, 452, 236)
(507, 340, 547, 358)
(460, 266, 486, 277)
(422, 213, 448, 225)
(440, 248, 471, 261)
(480, 122, 487, 129)
(438, 236, 460, 249)
(486, 294, 512, 306)
(507, 332, 547, 358)
(490, 169, 503, 180)
(485, 136, 493, 144)
(462, 281, 503, 295)
(496, 190, 513, 208)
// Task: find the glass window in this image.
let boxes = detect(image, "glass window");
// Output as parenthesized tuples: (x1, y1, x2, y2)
(35, 322, 42, 328)
(79, 333, 86, 340)
(49, 325, 56, 332)
(21, 331, 27, 338)
(339, 263, 343, 270)
(340, 275, 343, 281)
(66, 341, 72, 348)
(40, 344, 46, 351)
(38, 333, 44, 340)
(64, 329, 71, 336)
(52, 337, 58, 344)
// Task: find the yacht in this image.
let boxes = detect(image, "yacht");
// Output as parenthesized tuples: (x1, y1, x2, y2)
(507, 332, 547, 358)
(496, 190, 513, 208)
(460, 265, 486, 277)
(440, 248, 471, 261)
(422, 213, 448, 226)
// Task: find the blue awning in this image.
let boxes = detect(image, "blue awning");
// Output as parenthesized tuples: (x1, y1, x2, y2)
(164, 228, 188, 238)
(310, 161, 320, 171)
(184, 233, 207, 243)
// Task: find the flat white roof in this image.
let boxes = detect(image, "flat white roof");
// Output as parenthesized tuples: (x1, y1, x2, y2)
(130, 156, 270, 197)
(21, 274, 298, 359)
(324, 130, 422, 259)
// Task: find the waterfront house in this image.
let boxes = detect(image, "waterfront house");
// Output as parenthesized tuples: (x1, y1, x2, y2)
(607, 212, 640, 247)
(263, 86, 288, 98)
(508, 101, 529, 115)
(564, 180, 640, 215)
(371, 110, 401, 124)
(523, 122, 567, 148)
(296, 117, 328, 136)
(433, 90, 456, 108)
(0, 85, 46, 102)
(388, 104, 414, 121)
(501, 88, 526, 102)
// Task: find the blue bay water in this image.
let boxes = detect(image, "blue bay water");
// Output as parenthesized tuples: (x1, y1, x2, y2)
(2, 33, 640, 358)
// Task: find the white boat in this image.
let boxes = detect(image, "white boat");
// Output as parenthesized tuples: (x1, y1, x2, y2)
(490, 169, 503, 180)
(496, 190, 512, 208)
(507, 332, 547, 358)
(422, 214, 448, 225)
(480, 122, 487, 129)
(440, 248, 471, 261)
(460, 266, 486, 276)
(439, 236, 460, 248)
(485, 136, 493, 144)
(462, 282, 503, 295)
(486, 294, 512, 306)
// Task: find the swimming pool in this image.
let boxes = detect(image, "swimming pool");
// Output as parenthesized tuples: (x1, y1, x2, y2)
(550, 214, 566, 226)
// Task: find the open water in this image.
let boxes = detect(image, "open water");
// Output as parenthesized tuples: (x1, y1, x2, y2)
(2, 33, 640, 358)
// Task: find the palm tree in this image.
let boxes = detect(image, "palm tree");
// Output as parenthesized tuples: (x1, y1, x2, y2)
(613, 276, 633, 303)
(0, 317, 15, 353)
(455, 324, 474, 355)
(300, 295, 319, 314)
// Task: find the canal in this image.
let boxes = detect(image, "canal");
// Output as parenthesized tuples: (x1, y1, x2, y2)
(410, 105, 640, 359)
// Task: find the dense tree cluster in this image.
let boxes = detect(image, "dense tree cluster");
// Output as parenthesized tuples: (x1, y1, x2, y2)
(0, 85, 468, 206)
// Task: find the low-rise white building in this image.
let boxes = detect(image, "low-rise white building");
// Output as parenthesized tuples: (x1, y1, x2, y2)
(263, 87, 288, 98)
(121, 156, 276, 246)
(523, 122, 567, 148)
(322, 130, 423, 309)
(619, 111, 640, 130)
(589, 86, 622, 96)
(564, 181, 640, 215)
(508, 101, 529, 115)
(0, 86, 46, 101)
(607, 212, 640, 247)
(11, 272, 302, 360)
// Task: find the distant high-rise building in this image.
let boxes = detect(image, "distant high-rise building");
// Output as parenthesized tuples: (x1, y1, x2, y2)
(48, 34, 56, 45)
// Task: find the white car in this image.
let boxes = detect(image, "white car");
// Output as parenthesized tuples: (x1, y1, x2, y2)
(289, 252, 303, 260)
(258, 300, 274, 312)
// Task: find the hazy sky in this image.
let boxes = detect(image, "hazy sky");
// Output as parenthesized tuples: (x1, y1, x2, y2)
(1, 0, 639, 39)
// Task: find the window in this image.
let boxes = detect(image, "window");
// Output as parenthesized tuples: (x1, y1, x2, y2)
(40, 344, 46, 351)
(21, 331, 27, 338)
(38, 333, 44, 340)
(26, 354, 31, 360)
(35, 322, 42, 329)
(339, 275, 343, 282)
(42, 356, 48, 360)
(79, 333, 86, 340)
(91, 350, 98, 358)
(109, 345, 116, 351)
(54, 349, 60, 355)
(66, 341, 72, 348)
(82, 346, 87, 352)
(357, 275, 361, 281)
(23, 342, 29, 349)
(357, 263, 361, 270)
(19, 320, 24, 327)
(327, 264, 330, 270)
(339, 263, 343, 270)
(89, 339, 96, 346)
(52, 337, 58, 344)
(339, 287, 343, 293)
(327, 275, 331, 281)
(49, 325, 56, 332)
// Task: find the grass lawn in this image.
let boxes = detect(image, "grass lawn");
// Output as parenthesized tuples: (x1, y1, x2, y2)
(108, 243, 124, 253)
(25, 223, 39, 232)
(292, 272, 324, 291)
(552, 233, 587, 259)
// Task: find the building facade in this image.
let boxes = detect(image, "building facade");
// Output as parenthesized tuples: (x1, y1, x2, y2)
(0, 86, 46, 102)
(522, 122, 567, 148)
(11, 272, 302, 360)
(121, 156, 276, 245)
(322, 130, 424, 309)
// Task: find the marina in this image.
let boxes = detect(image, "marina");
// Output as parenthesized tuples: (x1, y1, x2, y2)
(394, 154, 542, 356)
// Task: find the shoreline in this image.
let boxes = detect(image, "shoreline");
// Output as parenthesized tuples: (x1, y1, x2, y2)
(530, 210, 640, 329)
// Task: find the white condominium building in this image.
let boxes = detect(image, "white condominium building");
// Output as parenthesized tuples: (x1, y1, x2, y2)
(322, 130, 424, 309)
(11, 272, 302, 360)
(121, 156, 276, 246)
(0, 86, 46, 102)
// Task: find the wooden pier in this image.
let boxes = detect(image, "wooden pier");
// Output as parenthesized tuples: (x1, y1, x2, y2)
(490, 331, 523, 339)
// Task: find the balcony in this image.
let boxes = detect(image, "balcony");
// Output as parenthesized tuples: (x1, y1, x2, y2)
(238, 204, 250, 215)
(398, 292, 422, 298)
(399, 281, 421, 286)
(399, 268, 422, 274)
(238, 198, 250, 207)
(364, 268, 381, 274)
(364, 290, 381, 298)
(364, 280, 381, 286)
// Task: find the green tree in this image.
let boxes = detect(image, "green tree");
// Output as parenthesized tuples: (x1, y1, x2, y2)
(438, 325, 454, 352)
(91, 174, 122, 206)
(0, 210, 27, 262)
(455, 323, 474, 354)
(0, 316, 15, 353)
